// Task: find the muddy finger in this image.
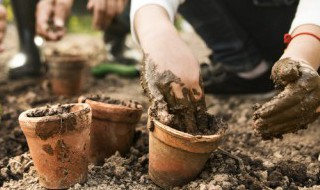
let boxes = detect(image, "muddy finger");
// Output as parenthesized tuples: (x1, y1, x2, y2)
(255, 91, 319, 126)
(254, 87, 304, 119)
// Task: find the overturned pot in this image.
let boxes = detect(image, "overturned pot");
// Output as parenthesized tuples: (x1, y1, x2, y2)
(147, 113, 226, 188)
(19, 103, 91, 189)
(48, 55, 87, 96)
(79, 96, 143, 165)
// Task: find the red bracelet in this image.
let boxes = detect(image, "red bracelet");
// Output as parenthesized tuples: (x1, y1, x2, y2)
(284, 32, 320, 45)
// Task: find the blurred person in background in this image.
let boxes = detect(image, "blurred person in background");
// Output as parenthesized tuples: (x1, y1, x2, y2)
(36, 0, 131, 62)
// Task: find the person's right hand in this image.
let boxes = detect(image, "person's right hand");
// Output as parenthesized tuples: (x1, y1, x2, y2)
(0, 5, 6, 52)
(36, 0, 73, 41)
(87, 0, 128, 30)
(140, 29, 208, 133)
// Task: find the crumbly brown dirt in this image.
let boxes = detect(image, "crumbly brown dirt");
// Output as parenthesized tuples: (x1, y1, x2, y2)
(83, 94, 141, 109)
(1, 28, 320, 189)
(26, 104, 73, 117)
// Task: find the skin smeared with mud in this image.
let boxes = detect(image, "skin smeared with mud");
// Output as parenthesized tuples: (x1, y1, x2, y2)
(253, 58, 320, 139)
(141, 54, 216, 134)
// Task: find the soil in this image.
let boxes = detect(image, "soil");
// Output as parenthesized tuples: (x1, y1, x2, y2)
(82, 94, 142, 109)
(26, 104, 73, 117)
(0, 26, 320, 189)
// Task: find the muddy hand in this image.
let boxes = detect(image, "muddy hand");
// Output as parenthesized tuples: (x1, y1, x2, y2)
(141, 55, 208, 134)
(253, 58, 320, 139)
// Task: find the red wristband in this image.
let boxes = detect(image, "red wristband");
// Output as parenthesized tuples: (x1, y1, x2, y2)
(284, 32, 320, 45)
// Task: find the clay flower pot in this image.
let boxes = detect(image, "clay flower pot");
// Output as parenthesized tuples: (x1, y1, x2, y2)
(19, 103, 91, 189)
(147, 113, 226, 188)
(48, 55, 87, 96)
(79, 96, 143, 165)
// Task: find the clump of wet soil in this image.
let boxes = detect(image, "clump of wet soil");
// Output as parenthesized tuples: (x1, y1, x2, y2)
(82, 94, 142, 109)
(26, 104, 73, 117)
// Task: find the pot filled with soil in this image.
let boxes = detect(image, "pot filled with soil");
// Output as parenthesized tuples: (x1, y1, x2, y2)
(18, 103, 91, 189)
(47, 54, 88, 96)
(147, 111, 226, 188)
(79, 95, 143, 165)
(141, 55, 228, 188)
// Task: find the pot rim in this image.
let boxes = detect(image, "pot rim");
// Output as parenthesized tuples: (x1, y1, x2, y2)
(151, 117, 226, 143)
(79, 96, 143, 112)
(19, 103, 91, 125)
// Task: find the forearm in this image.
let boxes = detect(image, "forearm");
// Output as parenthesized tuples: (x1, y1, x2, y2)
(134, 5, 179, 49)
(281, 24, 320, 70)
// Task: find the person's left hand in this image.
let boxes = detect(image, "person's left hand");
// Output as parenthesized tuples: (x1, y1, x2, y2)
(253, 58, 320, 139)
(87, 0, 128, 30)
(0, 5, 6, 52)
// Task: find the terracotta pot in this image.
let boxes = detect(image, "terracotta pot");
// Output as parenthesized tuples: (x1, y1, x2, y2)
(48, 55, 87, 96)
(19, 103, 91, 189)
(147, 114, 226, 188)
(79, 97, 143, 165)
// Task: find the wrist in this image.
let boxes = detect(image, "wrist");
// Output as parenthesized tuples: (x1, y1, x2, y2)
(282, 24, 320, 70)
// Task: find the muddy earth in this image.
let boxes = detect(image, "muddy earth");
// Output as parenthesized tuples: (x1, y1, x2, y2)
(0, 26, 320, 189)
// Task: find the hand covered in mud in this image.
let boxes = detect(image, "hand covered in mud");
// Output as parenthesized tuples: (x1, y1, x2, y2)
(253, 58, 320, 139)
(0, 5, 6, 52)
(36, 0, 73, 41)
(142, 53, 209, 134)
(87, 0, 128, 30)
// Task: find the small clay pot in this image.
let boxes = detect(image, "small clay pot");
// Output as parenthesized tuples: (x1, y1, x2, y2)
(48, 55, 87, 96)
(19, 103, 91, 189)
(78, 97, 143, 165)
(147, 114, 226, 188)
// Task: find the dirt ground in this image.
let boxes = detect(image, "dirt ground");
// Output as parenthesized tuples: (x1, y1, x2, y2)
(1, 25, 320, 190)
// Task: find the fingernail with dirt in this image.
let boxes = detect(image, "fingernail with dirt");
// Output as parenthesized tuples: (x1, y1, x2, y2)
(141, 54, 228, 188)
(78, 95, 143, 165)
(18, 103, 91, 189)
